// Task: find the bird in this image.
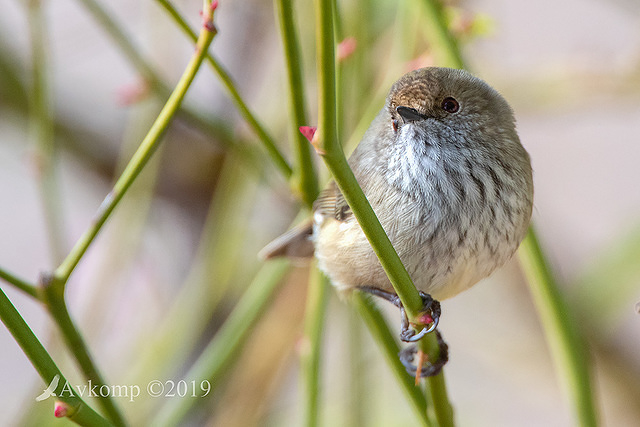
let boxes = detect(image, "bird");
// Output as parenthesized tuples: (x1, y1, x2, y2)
(261, 66, 534, 374)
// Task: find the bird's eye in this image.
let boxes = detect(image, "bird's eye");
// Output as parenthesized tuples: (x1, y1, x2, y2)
(392, 119, 399, 132)
(442, 97, 459, 113)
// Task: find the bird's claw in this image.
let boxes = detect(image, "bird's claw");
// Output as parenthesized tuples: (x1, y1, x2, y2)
(399, 291, 441, 343)
(399, 330, 449, 377)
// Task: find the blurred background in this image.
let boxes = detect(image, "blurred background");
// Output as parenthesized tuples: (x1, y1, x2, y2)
(0, 0, 639, 425)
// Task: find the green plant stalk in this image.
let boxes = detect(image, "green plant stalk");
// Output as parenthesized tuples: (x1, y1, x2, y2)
(154, 0, 293, 179)
(352, 292, 431, 427)
(301, 265, 329, 427)
(418, 0, 465, 69)
(418, 336, 454, 426)
(53, 11, 217, 284)
(313, 0, 423, 331)
(518, 228, 599, 427)
(0, 288, 112, 426)
(0, 267, 38, 299)
(34, 8, 217, 423)
(419, 1, 598, 423)
(314, 0, 456, 421)
(74, 0, 241, 154)
(27, 0, 66, 265)
(275, 0, 319, 207)
(153, 260, 290, 427)
(40, 275, 126, 426)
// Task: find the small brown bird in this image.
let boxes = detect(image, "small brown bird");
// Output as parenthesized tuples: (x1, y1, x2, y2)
(262, 67, 533, 372)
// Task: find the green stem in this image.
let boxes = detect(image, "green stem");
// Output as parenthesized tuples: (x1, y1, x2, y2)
(313, 0, 423, 327)
(74, 0, 236, 151)
(40, 275, 126, 426)
(54, 10, 217, 284)
(419, 1, 598, 424)
(518, 228, 599, 427)
(301, 265, 329, 427)
(0, 288, 112, 426)
(275, 0, 319, 207)
(153, 260, 290, 427)
(419, 336, 454, 426)
(352, 292, 431, 427)
(0, 267, 39, 299)
(27, 0, 66, 265)
(314, 1, 457, 423)
(153, 0, 293, 179)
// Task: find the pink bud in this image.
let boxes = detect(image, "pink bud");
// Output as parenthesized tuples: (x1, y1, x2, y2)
(417, 313, 434, 326)
(54, 401, 70, 418)
(211, 0, 219, 11)
(337, 37, 357, 61)
(299, 126, 317, 142)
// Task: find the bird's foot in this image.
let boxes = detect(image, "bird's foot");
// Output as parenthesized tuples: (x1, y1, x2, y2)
(399, 330, 449, 378)
(399, 291, 440, 343)
(357, 287, 441, 343)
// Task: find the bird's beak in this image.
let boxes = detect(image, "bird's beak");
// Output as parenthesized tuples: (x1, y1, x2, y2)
(396, 106, 426, 123)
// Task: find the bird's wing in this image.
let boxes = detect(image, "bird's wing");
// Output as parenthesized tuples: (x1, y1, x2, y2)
(313, 181, 352, 222)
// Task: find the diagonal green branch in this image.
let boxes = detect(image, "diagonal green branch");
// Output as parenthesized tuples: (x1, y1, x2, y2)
(73, 0, 237, 151)
(0, 288, 112, 426)
(40, 275, 126, 426)
(0, 267, 38, 299)
(313, 0, 424, 341)
(34, 4, 219, 425)
(313, 1, 454, 424)
(418, 0, 465, 69)
(54, 6, 218, 285)
(154, 0, 293, 179)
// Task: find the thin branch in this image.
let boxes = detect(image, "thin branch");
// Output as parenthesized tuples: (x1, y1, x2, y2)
(73, 0, 238, 152)
(34, 4, 219, 424)
(153, 0, 293, 179)
(54, 6, 218, 284)
(275, 0, 318, 206)
(313, 1, 457, 424)
(312, 0, 423, 335)
(40, 275, 126, 426)
(0, 288, 112, 426)
(0, 267, 39, 299)
(419, 335, 454, 426)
